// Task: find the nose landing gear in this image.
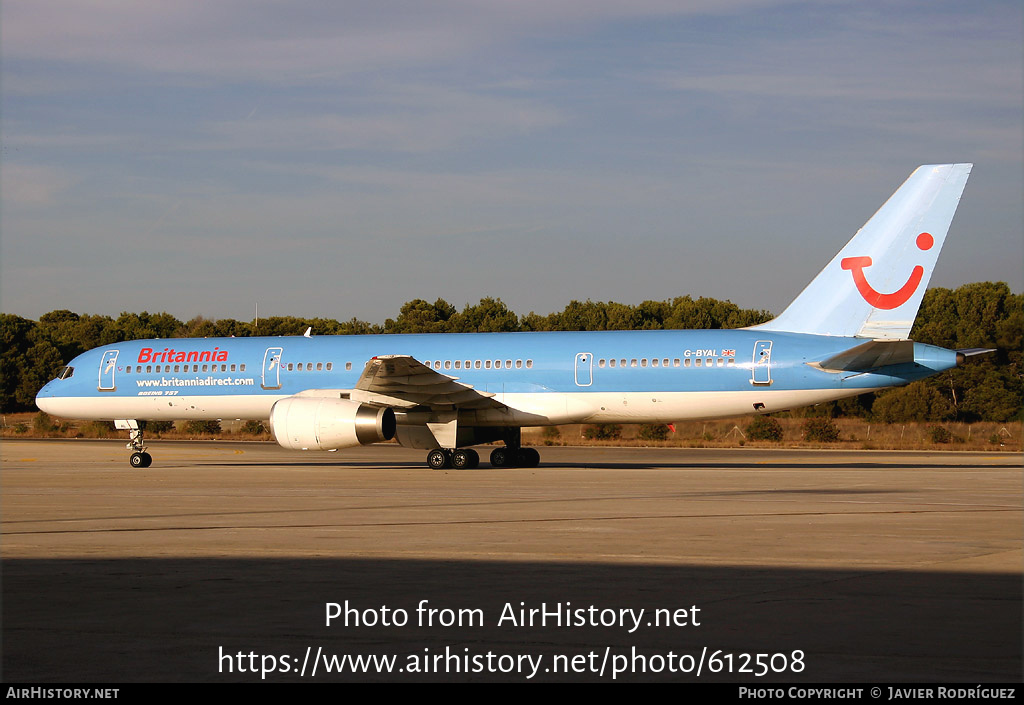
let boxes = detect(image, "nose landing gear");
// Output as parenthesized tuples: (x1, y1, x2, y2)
(118, 420, 153, 468)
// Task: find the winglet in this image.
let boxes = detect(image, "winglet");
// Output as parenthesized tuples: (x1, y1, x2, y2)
(753, 164, 972, 338)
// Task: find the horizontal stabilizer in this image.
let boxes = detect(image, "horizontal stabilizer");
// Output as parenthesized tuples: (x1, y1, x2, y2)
(956, 348, 996, 364)
(812, 339, 915, 372)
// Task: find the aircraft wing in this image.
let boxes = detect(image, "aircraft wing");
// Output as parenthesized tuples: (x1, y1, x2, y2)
(349, 355, 502, 410)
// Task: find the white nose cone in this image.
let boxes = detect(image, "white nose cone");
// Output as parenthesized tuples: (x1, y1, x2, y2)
(35, 382, 64, 416)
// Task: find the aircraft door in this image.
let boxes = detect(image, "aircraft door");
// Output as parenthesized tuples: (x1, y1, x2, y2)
(751, 341, 772, 385)
(98, 350, 119, 391)
(262, 347, 284, 390)
(575, 352, 593, 387)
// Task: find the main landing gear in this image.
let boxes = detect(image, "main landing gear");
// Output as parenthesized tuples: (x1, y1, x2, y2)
(121, 420, 153, 468)
(427, 448, 480, 469)
(424, 446, 540, 469)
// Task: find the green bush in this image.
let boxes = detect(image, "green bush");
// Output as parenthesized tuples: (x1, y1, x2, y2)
(542, 426, 561, 446)
(871, 382, 955, 423)
(746, 416, 783, 442)
(637, 424, 670, 441)
(33, 411, 57, 434)
(183, 419, 222, 436)
(803, 417, 840, 442)
(584, 424, 622, 440)
(241, 420, 267, 435)
(928, 426, 953, 444)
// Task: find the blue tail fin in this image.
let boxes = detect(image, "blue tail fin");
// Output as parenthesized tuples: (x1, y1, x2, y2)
(753, 164, 972, 339)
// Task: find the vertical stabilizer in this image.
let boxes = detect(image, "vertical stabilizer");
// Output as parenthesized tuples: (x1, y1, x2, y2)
(753, 163, 972, 338)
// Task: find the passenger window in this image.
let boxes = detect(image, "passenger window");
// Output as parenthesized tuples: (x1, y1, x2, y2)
(651, 358, 659, 367)
(454, 360, 461, 369)
(717, 358, 724, 367)
(465, 360, 471, 369)
(609, 359, 617, 368)
(673, 359, 680, 367)
(641, 359, 647, 367)
(515, 360, 522, 369)
(727, 358, 736, 366)
(345, 362, 352, 371)
(598, 359, 605, 368)
(494, 360, 501, 369)
(222, 364, 228, 372)
(505, 360, 512, 369)
(630, 359, 638, 367)
(663, 358, 669, 367)
(230, 364, 236, 372)
(444, 360, 452, 370)
(620, 359, 626, 367)
(695, 359, 702, 367)
(147, 365, 152, 373)
(485, 360, 491, 369)
(202, 365, 209, 372)
(475, 360, 481, 369)
(240, 364, 246, 372)
(526, 360, 533, 368)
(706, 358, 712, 367)
(326, 362, 333, 371)
(684, 359, 691, 368)
(317, 363, 323, 371)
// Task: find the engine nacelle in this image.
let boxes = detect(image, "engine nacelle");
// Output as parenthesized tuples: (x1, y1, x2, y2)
(269, 397, 396, 451)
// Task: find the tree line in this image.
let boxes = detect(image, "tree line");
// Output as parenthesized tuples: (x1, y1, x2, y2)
(2, 283, 1020, 422)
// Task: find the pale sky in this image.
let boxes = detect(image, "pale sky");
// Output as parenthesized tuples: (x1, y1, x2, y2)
(2, 1, 1021, 323)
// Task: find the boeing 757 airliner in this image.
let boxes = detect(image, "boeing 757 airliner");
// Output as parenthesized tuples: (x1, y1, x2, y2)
(37, 164, 981, 469)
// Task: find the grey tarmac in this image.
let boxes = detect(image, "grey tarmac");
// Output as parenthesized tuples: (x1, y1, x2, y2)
(3, 440, 1020, 682)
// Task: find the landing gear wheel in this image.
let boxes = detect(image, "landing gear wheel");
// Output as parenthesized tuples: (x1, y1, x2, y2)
(129, 452, 152, 468)
(490, 447, 511, 468)
(427, 449, 451, 469)
(451, 448, 480, 470)
(518, 447, 540, 468)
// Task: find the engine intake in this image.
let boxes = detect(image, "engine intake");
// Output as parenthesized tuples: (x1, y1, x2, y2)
(269, 397, 396, 451)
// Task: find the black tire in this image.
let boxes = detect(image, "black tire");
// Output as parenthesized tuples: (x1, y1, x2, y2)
(520, 447, 540, 467)
(465, 448, 480, 469)
(451, 449, 471, 469)
(129, 452, 146, 468)
(489, 447, 508, 467)
(140, 452, 153, 468)
(427, 449, 450, 469)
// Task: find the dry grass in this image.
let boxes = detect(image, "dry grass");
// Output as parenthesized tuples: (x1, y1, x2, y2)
(524, 419, 1022, 452)
(0, 413, 269, 441)
(4, 412, 1020, 452)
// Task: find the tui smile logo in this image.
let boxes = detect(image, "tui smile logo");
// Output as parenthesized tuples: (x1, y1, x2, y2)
(841, 232, 933, 310)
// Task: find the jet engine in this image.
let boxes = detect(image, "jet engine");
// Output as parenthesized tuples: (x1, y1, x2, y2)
(269, 397, 396, 451)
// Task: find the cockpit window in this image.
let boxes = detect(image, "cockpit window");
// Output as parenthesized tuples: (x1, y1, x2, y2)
(56, 366, 74, 380)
